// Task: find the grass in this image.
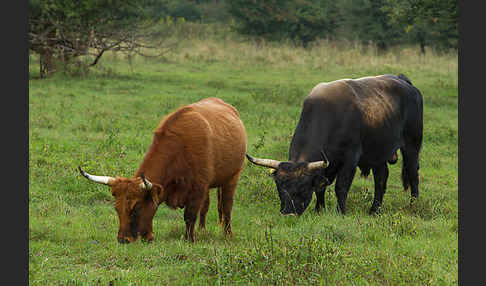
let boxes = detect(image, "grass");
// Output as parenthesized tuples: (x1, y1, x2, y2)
(29, 34, 458, 285)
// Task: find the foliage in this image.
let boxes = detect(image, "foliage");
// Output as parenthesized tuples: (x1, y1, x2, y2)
(337, 0, 404, 51)
(168, 1, 202, 21)
(382, 0, 458, 53)
(28, 0, 459, 78)
(227, 0, 338, 46)
(148, 0, 203, 22)
(197, 1, 233, 23)
(226, 0, 457, 51)
(28, 0, 168, 78)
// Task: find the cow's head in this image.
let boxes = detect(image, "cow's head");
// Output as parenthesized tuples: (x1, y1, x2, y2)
(78, 166, 163, 243)
(246, 154, 328, 216)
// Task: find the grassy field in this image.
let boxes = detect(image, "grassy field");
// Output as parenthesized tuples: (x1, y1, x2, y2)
(29, 36, 458, 285)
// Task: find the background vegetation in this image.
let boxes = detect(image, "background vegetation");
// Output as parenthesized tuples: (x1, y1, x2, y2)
(29, 1, 458, 285)
(29, 0, 458, 77)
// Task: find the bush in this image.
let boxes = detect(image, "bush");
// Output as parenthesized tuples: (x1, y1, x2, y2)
(337, 0, 404, 52)
(168, 1, 202, 21)
(227, 0, 338, 47)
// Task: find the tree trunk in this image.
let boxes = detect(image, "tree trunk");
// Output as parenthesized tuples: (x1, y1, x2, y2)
(377, 41, 388, 55)
(39, 30, 57, 78)
(420, 41, 426, 55)
(417, 29, 426, 55)
(39, 48, 54, 78)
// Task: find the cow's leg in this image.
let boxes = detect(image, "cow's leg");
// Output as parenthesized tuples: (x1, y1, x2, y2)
(198, 192, 210, 230)
(401, 144, 420, 202)
(140, 221, 154, 242)
(369, 163, 389, 214)
(334, 152, 359, 214)
(334, 168, 356, 214)
(315, 172, 336, 213)
(217, 187, 223, 225)
(184, 189, 206, 243)
(315, 187, 327, 213)
(221, 173, 240, 236)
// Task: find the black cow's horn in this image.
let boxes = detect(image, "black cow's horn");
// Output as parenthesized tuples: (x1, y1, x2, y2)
(140, 173, 153, 191)
(78, 166, 115, 186)
(246, 153, 281, 169)
(305, 149, 330, 171)
(306, 161, 328, 171)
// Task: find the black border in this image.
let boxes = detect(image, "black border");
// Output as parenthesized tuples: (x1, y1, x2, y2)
(3, 0, 28, 284)
(6, 0, 29, 284)
(458, 0, 481, 285)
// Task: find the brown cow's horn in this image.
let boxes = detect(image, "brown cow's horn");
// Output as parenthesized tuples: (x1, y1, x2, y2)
(78, 166, 115, 186)
(140, 173, 153, 191)
(246, 153, 281, 169)
(306, 161, 328, 171)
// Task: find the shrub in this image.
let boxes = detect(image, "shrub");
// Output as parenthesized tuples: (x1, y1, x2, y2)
(227, 0, 338, 47)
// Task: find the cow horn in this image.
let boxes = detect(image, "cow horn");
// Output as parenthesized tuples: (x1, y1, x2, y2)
(78, 166, 115, 186)
(305, 149, 330, 171)
(246, 153, 281, 169)
(140, 173, 152, 191)
(306, 160, 328, 171)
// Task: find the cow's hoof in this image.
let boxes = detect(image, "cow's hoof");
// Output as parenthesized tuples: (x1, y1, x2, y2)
(141, 232, 154, 242)
(369, 206, 382, 215)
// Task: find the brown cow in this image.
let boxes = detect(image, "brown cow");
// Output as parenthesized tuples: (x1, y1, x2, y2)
(78, 97, 247, 243)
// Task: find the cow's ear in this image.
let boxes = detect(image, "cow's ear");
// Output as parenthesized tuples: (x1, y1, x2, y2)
(312, 175, 329, 188)
(149, 184, 163, 206)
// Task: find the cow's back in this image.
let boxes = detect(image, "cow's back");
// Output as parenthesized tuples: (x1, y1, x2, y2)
(291, 75, 418, 165)
(188, 98, 247, 187)
(136, 97, 246, 190)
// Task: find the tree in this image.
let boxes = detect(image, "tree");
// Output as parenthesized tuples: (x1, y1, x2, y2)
(227, 0, 338, 46)
(338, 0, 404, 52)
(383, 0, 458, 54)
(29, 0, 169, 78)
(288, 0, 340, 46)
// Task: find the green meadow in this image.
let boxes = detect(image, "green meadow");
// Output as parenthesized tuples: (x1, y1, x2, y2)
(29, 36, 458, 285)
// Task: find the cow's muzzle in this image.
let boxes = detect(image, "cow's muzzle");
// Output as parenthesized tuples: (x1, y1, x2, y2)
(280, 212, 297, 217)
(118, 237, 130, 244)
(117, 235, 138, 244)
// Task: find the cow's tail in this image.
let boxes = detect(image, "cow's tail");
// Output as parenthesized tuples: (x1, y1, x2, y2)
(397, 74, 412, 85)
(399, 73, 423, 192)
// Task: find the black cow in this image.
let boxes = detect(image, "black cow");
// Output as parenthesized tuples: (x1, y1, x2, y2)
(247, 74, 423, 215)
